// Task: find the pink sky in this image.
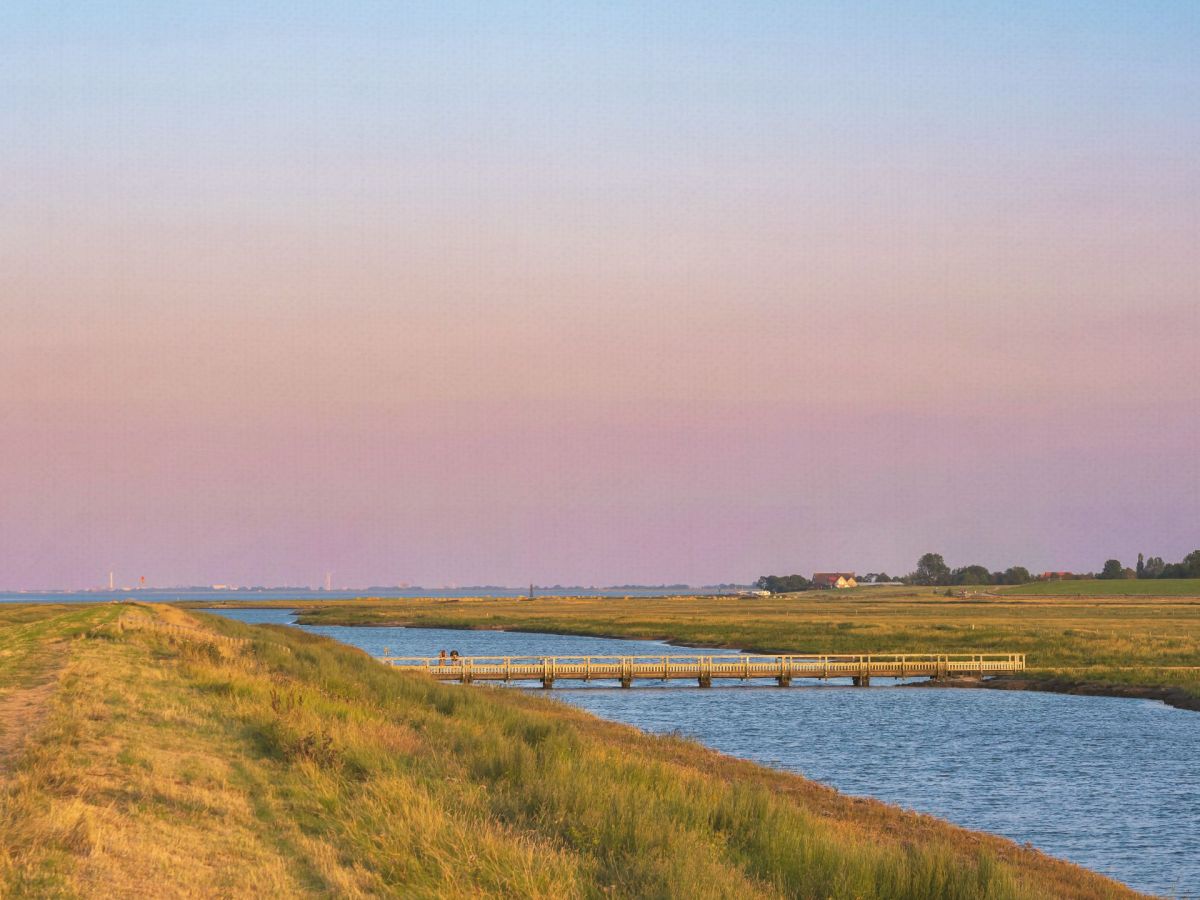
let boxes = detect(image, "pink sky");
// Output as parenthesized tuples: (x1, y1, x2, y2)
(2, 3, 1198, 588)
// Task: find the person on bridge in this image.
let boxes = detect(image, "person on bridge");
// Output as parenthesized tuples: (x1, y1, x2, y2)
(438, 649, 447, 666)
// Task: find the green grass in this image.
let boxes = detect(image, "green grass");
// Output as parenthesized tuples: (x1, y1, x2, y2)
(0, 604, 115, 691)
(998, 578, 1200, 596)
(0, 603, 1136, 898)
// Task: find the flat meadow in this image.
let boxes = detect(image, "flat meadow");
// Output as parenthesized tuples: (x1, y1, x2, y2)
(998, 578, 1200, 597)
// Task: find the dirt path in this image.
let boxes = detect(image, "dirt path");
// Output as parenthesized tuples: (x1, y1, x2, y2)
(0, 644, 66, 775)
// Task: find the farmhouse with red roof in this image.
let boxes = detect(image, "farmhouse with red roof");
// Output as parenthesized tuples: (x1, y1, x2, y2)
(811, 572, 857, 589)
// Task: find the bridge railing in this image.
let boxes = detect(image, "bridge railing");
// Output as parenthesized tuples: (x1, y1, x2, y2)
(378, 652, 1026, 670)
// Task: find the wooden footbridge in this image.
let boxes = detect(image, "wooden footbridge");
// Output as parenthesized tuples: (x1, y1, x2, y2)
(379, 653, 1025, 688)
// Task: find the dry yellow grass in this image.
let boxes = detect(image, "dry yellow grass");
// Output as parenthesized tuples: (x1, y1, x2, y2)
(0, 603, 1142, 898)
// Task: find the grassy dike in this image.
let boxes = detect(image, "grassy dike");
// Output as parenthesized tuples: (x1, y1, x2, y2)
(289, 591, 1200, 711)
(0, 604, 1136, 898)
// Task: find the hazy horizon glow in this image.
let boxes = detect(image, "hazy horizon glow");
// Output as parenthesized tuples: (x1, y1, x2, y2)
(2, 2, 1198, 589)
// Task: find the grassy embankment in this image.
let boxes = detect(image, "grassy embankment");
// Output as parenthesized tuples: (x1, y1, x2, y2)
(0, 602, 1136, 898)
(291, 588, 1200, 711)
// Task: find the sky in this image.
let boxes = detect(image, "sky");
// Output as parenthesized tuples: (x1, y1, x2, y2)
(1, 2, 1197, 589)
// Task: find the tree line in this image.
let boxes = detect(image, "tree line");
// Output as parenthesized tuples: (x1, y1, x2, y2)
(1099, 550, 1200, 580)
(755, 549, 1200, 594)
(754, 554, 1029, 593)
(902, 553, 1031, 587)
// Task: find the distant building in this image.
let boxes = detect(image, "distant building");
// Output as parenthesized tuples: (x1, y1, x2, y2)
(811, 572, 857, 589)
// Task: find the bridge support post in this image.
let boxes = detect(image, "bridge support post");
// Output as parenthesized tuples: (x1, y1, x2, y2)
(776, 675, 791, 687)
(620, 676, 632, 689)
(698, 675, 712, 688)
(852, 675, 871, 687)
(541, 678, 554, 689)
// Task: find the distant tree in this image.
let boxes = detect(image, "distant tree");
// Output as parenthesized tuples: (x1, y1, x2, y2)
(859, 572, 895, 584)
(912, 553, 951, 586)
(1183, 550, 1200, 578)
(755, 574, 810, 594)
(1099, 559, 1124, 580)
(785, 574, 811, 592)
(1151, 550, 1200, 580)
(1002, 566, 1032, 585)
(951, 564, 991, 586)
(1136, 553, 1145, 578)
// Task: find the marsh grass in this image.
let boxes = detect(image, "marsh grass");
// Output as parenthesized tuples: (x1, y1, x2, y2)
(295, 591, 1200, 705)
(0, 604, 1138, 898)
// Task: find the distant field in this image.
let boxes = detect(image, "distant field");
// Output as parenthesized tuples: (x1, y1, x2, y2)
(999, 579, 1200, 597)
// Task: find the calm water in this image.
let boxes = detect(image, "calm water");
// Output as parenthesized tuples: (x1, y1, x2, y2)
(212, 609, 1199, 896)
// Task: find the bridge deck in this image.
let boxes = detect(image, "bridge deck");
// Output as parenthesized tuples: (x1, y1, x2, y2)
(378, 653, 1025, 687)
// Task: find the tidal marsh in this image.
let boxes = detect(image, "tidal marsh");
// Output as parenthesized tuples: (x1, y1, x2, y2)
(291, 590, 1200, 709)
